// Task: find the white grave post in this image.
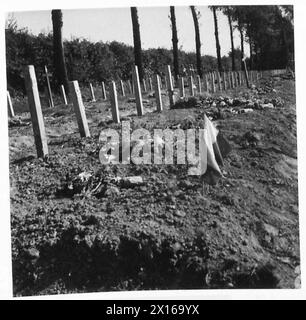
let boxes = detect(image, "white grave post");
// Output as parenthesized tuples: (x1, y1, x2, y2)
(109, 81, 120, 123)
(60, 85, 68, 105)
(101, 81, 107, 100)
(69, 80, 91, 137)
(179, 76, 185, 98)
(166, 65, 175, 107)
(7, 91, 15, 118)
(24, 65, 48, 158)
(196, 75, 202, 95)
(132, 65, 144, 116)
(154, 74, 163, 112)
(89, 83, 96, 102)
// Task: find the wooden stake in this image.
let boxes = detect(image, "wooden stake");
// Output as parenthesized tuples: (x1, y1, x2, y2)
(222, 72, 227, 91)
(179, 76, 185, 98)
(165, 65, 175, 107)
(243, 60, 250, 88)
(132, 65, 144, 116)
(44, 86, 52, 108)
(203, 74, 209, 92)
(24, 65, 48, 158)
(69, 80, 91, 137)
(101, 81, 107, 100)
(217, 72, 222, 91)
(154, 74, 163, 112)
(130, 79, 134, 94)
(211, 73, 216, 93)
(60, 85, 68, 105)
(149, 77, 153, 91)
(109, 81, 120, 123)
(142, 79, 147, 92)
(7, 91, 15, 118)
(188, 75, 194, 96)
(120, 80, 125, 97)
(44, 65, 54, 108)
(89, 83, 96, 102)
(196, 75, 202, 94)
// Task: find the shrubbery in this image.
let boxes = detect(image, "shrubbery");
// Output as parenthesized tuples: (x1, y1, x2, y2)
(5, 20, 231, 95)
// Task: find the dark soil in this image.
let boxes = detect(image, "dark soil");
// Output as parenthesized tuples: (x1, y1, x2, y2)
(9, 74, 300, 296)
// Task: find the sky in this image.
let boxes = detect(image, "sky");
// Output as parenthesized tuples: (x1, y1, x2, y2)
(6, 6, 248, 58)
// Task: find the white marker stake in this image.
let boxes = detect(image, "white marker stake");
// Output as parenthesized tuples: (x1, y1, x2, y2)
(44, 86, 52, 108)
(101, 81, 107, 100)
(222, 72, 227, 91)
(203, 74, 209, 93)
(154, 74, 163, 112)
(7, 91, 15, 118)
(172, 76, 176, 88)
(188, 76, 194, 96)
(230, 72, 234, 89)
(60, 85, 68, 105)
(196, 75, 202, 94)
(132, 65, 144, 116)
(149, 77, 153, 91)
(89, 83, 96, 102)
(179, 76, 185, 98)
(120, 80, 125, 97)
(142, 79, 147, 92)
(109, 81, 120, 123)
(217, 72, 222, 91)
(44, 65, 54, 108)
(24, 65, 48, 158)
(211, 73, 216, 93)
(69, 80, 91, 138)
(166, 65, 175, 107)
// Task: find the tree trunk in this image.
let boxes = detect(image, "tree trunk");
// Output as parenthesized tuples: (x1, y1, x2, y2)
(212, 7, 223, 72)
(239, 26, 244, 70)
(190, 6, 202, 77)
(228, 13, 236, 71)
(170, 6, 179, 81)
(130, 7, 144, 81)
(51, 10, 69, 93)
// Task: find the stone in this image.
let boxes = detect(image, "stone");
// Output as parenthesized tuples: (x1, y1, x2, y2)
(239, 108, 254, 114)
(260, 103, 274, 109)
(25, 248, 40, 259)
(122, 176, 144, 187)
(263, 223, 279, 237)
(174, 210, 186, 218)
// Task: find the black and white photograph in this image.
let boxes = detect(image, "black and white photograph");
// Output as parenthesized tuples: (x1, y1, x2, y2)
(0, 0, 305, 300)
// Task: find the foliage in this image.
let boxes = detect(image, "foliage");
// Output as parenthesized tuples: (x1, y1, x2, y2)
(5, 5, 294, 93)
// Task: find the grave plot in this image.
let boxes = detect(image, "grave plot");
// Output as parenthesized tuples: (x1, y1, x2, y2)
(8, 65, 299, 295)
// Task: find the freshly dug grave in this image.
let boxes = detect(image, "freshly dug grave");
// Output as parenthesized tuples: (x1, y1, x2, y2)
(9, 76, 300, 296)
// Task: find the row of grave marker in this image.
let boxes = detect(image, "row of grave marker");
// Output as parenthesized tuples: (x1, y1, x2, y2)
(8, 65, 287, 158)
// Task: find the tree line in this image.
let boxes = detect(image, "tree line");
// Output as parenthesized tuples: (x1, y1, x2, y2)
(5, 5, 293, 95)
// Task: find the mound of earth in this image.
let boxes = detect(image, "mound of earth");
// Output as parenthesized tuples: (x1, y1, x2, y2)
(9, 75, 300, 296)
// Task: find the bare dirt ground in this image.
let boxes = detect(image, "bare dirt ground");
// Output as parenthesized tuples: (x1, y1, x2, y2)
(9, 74, 300, 296)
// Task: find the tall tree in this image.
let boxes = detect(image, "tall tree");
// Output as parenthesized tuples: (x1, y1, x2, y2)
(190, 6, 202, 77)
(222, 7, 236, 71)
(211, 6, 223, 72)
(170, 6, 179, 81)
(239, 26, 244, 70)
(130, 7, 144, 81)
(51, 9, 69, 93)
